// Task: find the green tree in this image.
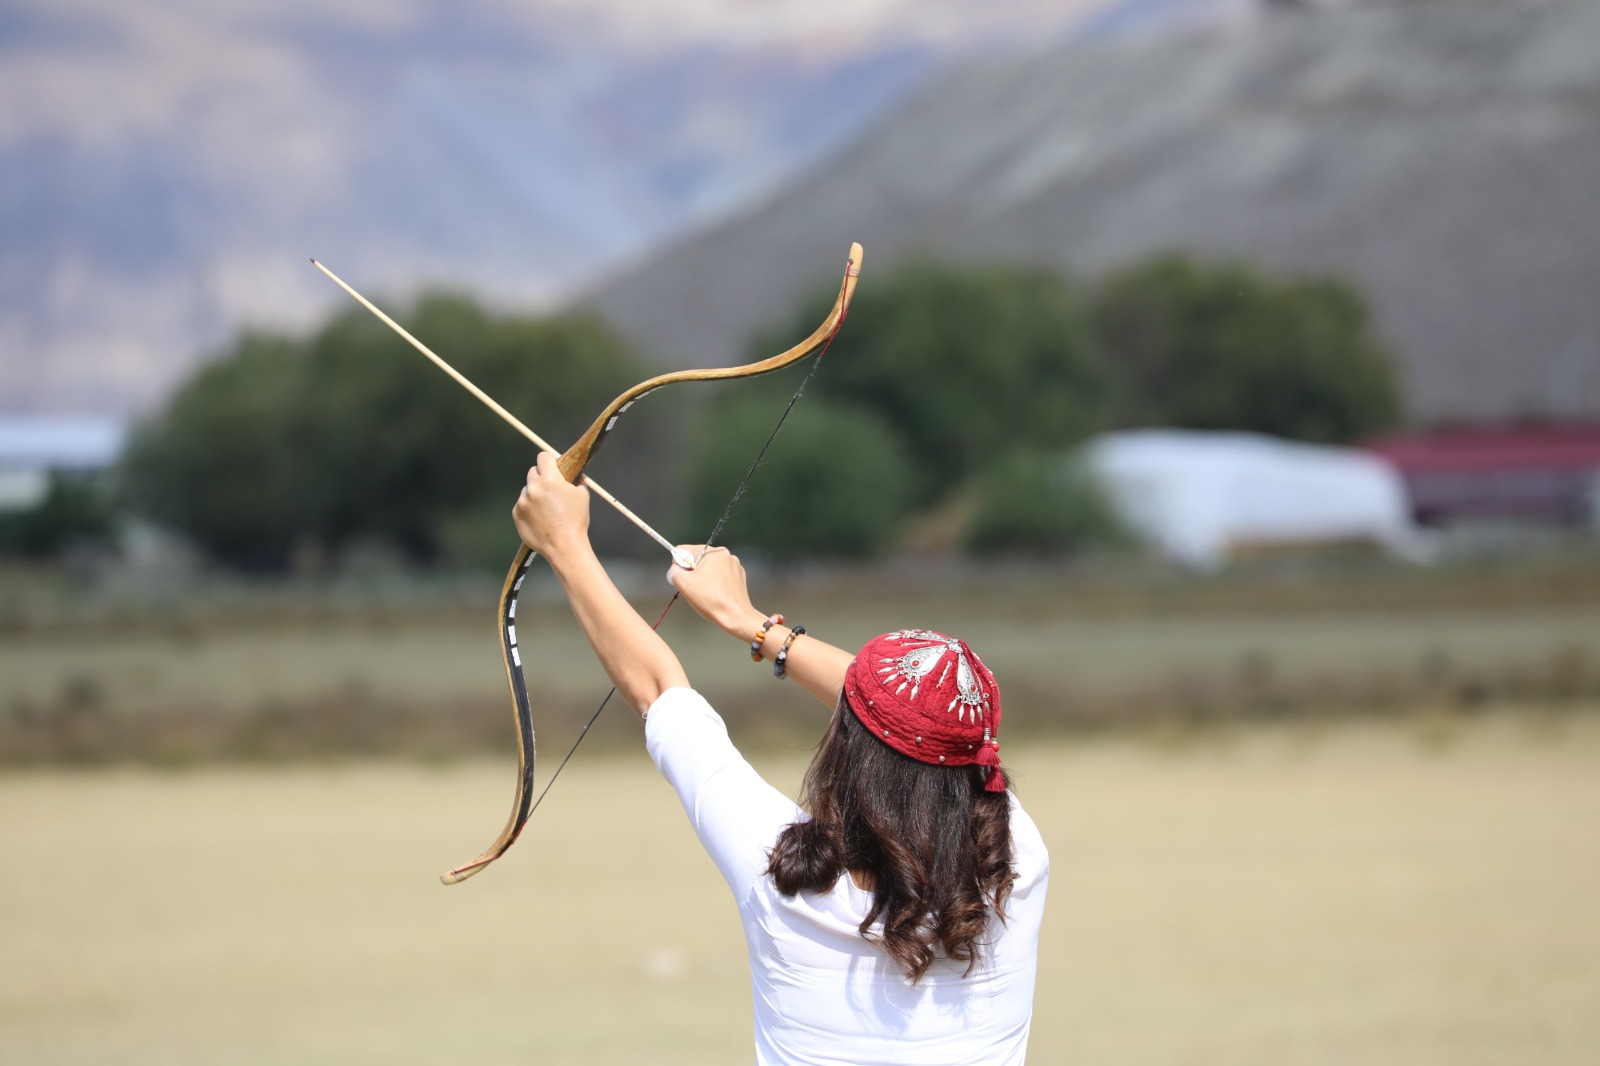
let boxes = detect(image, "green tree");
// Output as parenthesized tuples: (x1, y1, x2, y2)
(122, 298, 659, 571)
(960, 449, 1127, 556)
(122, 333, 309, 569)
(0, 471, 118, 560)
(674, 395, 912, 559)
(1091, 254, 1402, 443)
(749, 259, 1109, 506)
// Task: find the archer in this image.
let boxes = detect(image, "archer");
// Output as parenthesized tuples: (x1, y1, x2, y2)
(514, 449, 1049, 1065)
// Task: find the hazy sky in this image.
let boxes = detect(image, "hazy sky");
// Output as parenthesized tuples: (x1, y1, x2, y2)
(0, 0, 1183, 417)
(0, 0, 1116, 143)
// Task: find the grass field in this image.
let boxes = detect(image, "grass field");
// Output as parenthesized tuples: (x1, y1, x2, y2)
(4, 712, 1598, 1065)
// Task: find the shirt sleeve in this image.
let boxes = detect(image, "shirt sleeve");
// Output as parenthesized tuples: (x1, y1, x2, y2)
(644, 687, 804, 901)
(1005, 792, 1051, 902)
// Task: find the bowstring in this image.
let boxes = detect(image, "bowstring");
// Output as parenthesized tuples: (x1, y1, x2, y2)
(525, 318, 845, 818)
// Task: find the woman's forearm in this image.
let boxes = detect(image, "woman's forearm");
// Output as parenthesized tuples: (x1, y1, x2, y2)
(719, 606, 855, 710)
(545, 537, 688, 717)
(666, 546, 855, 711)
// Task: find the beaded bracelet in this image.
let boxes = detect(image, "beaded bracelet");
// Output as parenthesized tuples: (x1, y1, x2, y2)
(773, 625, 806, 679)
(750, 614, 784, 662)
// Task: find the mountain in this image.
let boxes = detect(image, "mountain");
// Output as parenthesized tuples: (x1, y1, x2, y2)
(0, 0, 1139, 420)
(587, 0, 1600, 425)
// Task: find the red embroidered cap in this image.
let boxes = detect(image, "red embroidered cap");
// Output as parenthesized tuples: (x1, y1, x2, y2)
(843, 629, 1006, 792)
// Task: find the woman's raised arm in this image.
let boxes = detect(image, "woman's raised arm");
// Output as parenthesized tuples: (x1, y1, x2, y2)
(513, 452, 688, 715)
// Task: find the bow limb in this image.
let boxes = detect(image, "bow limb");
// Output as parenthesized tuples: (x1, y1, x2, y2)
(440, 242, 863, 885)
(438, 541, 540, 885)
(555, 242, 863, 481)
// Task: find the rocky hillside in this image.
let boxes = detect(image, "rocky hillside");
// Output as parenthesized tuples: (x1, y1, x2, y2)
(588, 0, 1600, 425)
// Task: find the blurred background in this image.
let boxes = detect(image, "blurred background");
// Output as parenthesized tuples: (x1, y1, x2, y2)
(3, 0, 1599, 1062)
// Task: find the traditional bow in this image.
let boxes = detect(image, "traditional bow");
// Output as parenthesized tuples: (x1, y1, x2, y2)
(314, 244, 864, 883)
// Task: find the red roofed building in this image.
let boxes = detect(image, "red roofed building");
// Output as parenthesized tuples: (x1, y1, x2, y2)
(1366, 426, 1600, 526)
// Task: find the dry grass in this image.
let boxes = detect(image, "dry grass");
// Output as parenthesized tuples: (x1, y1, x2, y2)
(3, 712, 1598, 1065)
(5, 575, 1600, 764)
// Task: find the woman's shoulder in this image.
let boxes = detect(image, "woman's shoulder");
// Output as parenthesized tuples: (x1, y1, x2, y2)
(645, 687, 806, 902)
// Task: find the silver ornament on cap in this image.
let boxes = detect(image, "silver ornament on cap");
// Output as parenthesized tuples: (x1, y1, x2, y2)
(874, 629, 989, 721)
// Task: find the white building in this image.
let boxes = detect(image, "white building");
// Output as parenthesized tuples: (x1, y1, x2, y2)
(0, 417, 125, 510)
(1083, 430, 1422, 568)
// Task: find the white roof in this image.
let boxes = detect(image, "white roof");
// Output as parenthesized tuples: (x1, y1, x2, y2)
(1084, 430, 1419, 568)
(0, 417, 125, 470)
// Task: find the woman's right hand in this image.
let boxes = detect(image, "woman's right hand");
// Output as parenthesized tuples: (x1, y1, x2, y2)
(669, 545, 764, 639)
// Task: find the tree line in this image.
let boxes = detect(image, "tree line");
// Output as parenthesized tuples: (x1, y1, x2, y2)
(119, 295, 672, 571)
(676, 253, 1400, 558)
(4, 254, 1402, 567)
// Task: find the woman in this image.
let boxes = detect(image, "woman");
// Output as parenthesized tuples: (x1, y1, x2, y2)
(514, 452, 1049, 1065)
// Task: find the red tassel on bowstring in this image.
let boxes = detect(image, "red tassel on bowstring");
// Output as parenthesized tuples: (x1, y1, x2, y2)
(977, 741, 1006, 792)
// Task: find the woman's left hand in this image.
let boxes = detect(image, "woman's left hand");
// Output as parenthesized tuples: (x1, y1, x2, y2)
(512, 451, 591, 558)
(669, 545, 763, 639)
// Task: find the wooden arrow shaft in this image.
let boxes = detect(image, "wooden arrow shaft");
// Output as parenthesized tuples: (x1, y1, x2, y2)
(310, 259, 693, 570)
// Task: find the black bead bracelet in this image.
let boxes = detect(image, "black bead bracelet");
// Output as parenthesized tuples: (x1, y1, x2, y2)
(774, 625, 806, 679)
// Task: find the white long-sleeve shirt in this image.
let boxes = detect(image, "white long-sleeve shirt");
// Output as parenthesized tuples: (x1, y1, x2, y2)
(645, 687, 1049, 1066)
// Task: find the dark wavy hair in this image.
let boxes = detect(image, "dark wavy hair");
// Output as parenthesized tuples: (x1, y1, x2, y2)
(766, 696, 1016, 982)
